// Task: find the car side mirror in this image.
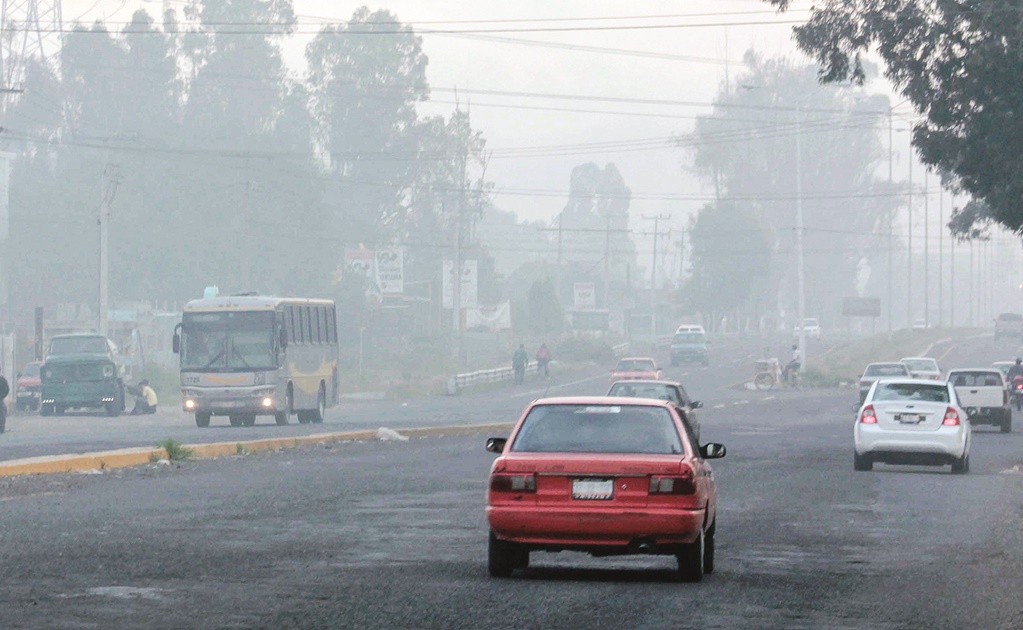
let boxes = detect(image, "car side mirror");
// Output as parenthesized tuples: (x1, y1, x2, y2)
(691, 400, 704, 409)
(700, 443, 726, 459)
(485, 437, 507, 453)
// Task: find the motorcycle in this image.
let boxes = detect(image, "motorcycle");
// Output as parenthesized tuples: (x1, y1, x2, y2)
(1012, 375, 1023, 411)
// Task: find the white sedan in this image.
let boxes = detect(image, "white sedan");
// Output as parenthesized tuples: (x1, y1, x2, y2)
(854, 378, 971, 474)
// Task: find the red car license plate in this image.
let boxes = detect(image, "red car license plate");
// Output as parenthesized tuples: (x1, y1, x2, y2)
(572, 478, 614, 500)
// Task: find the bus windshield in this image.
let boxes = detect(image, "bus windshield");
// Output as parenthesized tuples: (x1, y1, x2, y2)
(181, 311, 276, 371)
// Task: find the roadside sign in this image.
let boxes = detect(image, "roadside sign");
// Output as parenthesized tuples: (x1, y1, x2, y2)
(842, 297, 881, 317)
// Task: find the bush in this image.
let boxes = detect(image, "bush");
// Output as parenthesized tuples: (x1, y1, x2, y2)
(154, 438, 192, 461)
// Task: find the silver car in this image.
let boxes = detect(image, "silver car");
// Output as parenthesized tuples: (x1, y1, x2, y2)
(607, 379, 703, 443)
(859, 362, 911, 403)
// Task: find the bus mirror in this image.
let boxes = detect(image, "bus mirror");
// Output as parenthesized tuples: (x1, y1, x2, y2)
(172, 333, 180, 354)
(279, 328, 288, 350)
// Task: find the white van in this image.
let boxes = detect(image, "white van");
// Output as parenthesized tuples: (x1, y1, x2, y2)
(675, 324, 705, 335)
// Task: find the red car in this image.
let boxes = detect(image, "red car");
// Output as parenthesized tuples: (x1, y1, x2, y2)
(485, 396, 725, 581)
(609, 357, 662, 383)
(14, 361, 42, 412)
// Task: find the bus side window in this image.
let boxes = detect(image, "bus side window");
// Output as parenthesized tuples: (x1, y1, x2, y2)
(285, 307, 296, 344)
(312, 307, 321, 344)
(297, 306, 306, 343)
(328, 306, 337, 343)
(304, 306, 313, 344)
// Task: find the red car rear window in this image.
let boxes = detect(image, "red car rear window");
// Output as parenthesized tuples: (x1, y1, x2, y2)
(511, 404, 684, 455)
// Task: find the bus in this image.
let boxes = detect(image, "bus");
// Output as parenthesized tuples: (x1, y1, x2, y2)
(173, 295, 339, 428)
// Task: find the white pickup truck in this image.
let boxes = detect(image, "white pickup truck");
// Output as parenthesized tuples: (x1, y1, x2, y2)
(948, 369, 1011, 433)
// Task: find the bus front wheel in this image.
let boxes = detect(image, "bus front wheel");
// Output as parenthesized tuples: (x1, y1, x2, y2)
(311, 386, 325, 424)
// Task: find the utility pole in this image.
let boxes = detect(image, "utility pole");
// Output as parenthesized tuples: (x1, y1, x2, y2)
(938, 185, 944, 328)
(603, 213, 611, 307)
(887, 107, 894, 333)
(97, 160, 120, 338)
(556, 212, 563, 268)
(924, 168, 930, 327)
(537, 224, 632, 307)
(642, 214, 671, 338)
(969, 239, 975, 327)
(907, 148, 913, 329)
(678, 230, 686, 288)
(795, 105, 807, 363)
(950, 196, 956, 328)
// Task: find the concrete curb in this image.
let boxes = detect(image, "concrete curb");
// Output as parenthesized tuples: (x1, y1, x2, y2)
(0, 422, 517, 478)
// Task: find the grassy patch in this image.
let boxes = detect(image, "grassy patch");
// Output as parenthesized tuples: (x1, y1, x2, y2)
(809, 327, 981, 383)
(235, 443, 250, 455)
(154, 438, 193, 461)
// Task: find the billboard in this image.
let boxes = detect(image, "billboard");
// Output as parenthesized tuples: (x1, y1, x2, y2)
(842, 297, 881, 317)
(375, 248, 404, 296)
(573, 282, 596, 310)
(344, 248, 375, 280)
(442, 260, 478, 309)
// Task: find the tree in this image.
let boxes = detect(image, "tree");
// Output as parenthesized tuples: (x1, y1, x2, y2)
(558, 163, 637, 307)
(527, 278, 564, 337)
(306, 8, 429, 245)
(684, 202, 772, 326)
(683, 54, 895, 325)
(766, 0, 1023, 235)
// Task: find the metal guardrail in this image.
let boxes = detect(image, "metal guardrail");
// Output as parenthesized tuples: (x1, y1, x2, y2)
(449, 361, 548, 393)
(654, 335, 673, 349)
(611, 342, 630, 358)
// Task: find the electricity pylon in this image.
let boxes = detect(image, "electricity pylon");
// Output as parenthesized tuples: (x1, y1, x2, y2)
(1, 0, 63, 106)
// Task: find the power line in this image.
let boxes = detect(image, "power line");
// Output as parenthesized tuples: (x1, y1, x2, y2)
(11, 17, 806, 36)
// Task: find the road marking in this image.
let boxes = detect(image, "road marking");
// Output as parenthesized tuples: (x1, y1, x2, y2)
(510, 373, 608, 399)
(734, 400, 750, 405)
(764, 396, 776, 401)
(936, 343, 957, 363)
(712, 404, 726, 409)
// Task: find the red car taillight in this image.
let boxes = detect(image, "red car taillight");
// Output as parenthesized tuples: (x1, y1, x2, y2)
(649, 466, 696, 495)
(490, 474, 536, 493)
(859, 404, 877, 424)
(942, 407, 960, 426)
(1015, 383, 1023, 391)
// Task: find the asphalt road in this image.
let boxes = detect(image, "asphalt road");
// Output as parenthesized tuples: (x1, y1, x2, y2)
(0, 333, 1021, 629)
(0, 334, 798, 461)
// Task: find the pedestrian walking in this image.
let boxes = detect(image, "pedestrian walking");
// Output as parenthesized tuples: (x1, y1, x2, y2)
(536, 343, 551, 378)
(512, 344, 528, 385)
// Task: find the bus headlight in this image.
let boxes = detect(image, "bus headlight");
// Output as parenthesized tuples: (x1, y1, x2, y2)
(261, 397, 274, 408)
(184, 399, 196, 410)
